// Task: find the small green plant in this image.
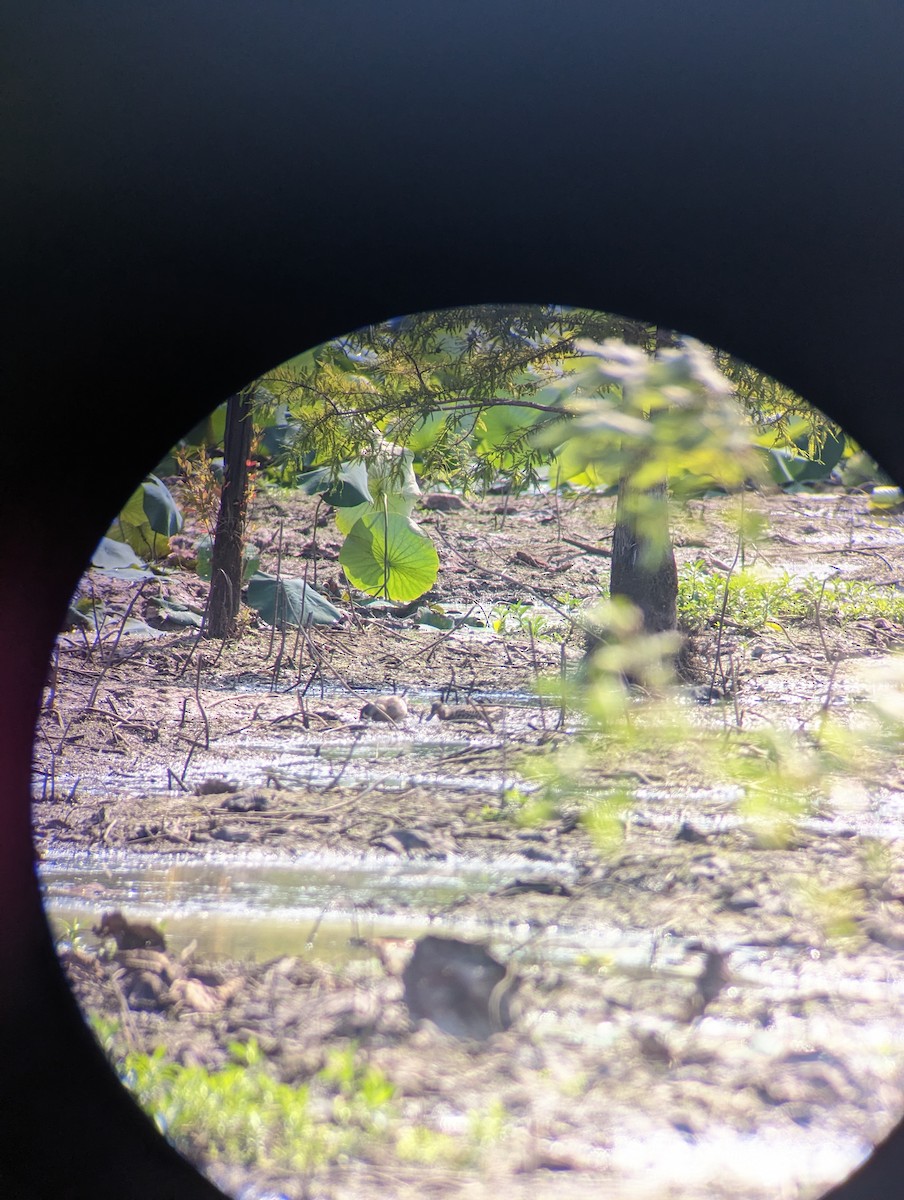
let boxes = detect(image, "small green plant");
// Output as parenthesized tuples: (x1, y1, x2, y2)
(395, 1125, 466, 1167)
(794, 880, 867, 942)
(103, 1035, 516, 1182)
(172, 444, 222, 534)
(112, 1037, 403, 1178)
(393, 1101, 508, 1170)
(53, 916, 93, 951)
(88, 1013, 123, 1056)
(318, 1043, 396, 1134)
(467, 1098, 508, 1150)
(123, 1040, 326, 1171)
(491, 601, 567, 643)
(678, 561, 904, 632)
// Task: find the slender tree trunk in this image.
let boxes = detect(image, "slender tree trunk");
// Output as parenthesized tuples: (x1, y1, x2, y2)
(204, 391, 253, 639)
(608, 326, 679, 635)
(609, 474, 677, 633)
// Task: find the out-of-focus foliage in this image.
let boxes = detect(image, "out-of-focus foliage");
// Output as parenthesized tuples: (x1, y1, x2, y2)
(106, 475, 182, 561)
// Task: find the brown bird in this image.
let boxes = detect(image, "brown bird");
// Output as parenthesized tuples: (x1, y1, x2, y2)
(684, 942, 731, 1020)
(359, 694, 409, 724)
(400, 935, 517, 1040)
(93, 910, 167, 952)
(426, 701, 500, 729)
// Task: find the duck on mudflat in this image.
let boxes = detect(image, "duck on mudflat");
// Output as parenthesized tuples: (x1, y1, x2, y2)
(93, 910, 167, 952)
(359, 695, 409, 724)
(426, 701, 501, 729)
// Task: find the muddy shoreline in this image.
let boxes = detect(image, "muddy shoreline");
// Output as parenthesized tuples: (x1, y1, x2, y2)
(33, 486, 904, 1199)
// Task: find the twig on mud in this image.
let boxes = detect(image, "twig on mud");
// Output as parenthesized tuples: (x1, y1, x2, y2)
(178, 656, 211, 782)
(177, 596, 226, 678)
(295, 626, 361, 700)
(32, 765, 50, 802)
(730, 654, 742, 728)
(494, 486, 511, 529)
(561, 534, 613, 557)
(87, 580, 104, 653)
(309, 498, 324, 592)
(526, 624, 547, 731)
(291, 599, 306, 688)
(813, 573, 843, 720)
(108, 970, 142, 1052)
(809, 546, 894, 571)
(322, 729, 366, 791)
(270, 615, 291, 693)
(435, 742, 506, 763)
(553, 465, 563, 542)
(194, 655, 211, 750)
(81, 583, 149, 712)
(43, 644, 60, 716)
(394, 607, 479, 666)
(266, 519, 286, 669)
(557, 641, 568, 731)
(497, 721, 509, 809)
(303, 905, 330, 950)
(295, 663, 325, 703)
(709, 517, 744, 715)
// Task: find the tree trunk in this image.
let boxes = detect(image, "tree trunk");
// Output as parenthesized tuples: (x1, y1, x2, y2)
(204, 391, 253, 639)
(609, 474, 678, 634)
(608, 325, 679, 635)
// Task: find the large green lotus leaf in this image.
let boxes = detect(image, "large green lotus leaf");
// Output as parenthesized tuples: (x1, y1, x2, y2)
(386, 409, 450, 454)
(145, 597, 205, 630)
(195, 535, 260, 582)
(182, 404, 228, 449)
(245, 572, 344, 627)
(334, 444, 420, 535)
(107, 475, 182, 560)
(549, 438, 621, 489)
(109, 517, 170, 560)
(334, 488, 416, 536)
(298, 460, 372, 509)
(339, 512, 439, 602)
(758, 428, 847, 488)
(760, 440, 841, 487)
(90, 536, 155, 579)
(141, 475, 183, 536)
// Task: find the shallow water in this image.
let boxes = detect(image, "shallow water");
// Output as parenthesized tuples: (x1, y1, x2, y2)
(37, 683, 904, 1200)
(42, 845, 576, 960)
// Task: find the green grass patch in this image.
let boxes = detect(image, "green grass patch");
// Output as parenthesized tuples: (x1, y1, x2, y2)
(92, 1025, 511, 1181)
(678, 561, 904, 631)
(122, 1038, 338, 1172)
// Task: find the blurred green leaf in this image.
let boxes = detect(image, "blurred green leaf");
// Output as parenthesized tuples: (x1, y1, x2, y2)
(245, 572, 344, 627)
(339, 512, 439, 602)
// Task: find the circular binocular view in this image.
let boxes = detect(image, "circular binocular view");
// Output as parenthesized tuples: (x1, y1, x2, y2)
(33, 304, 904, 1199)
